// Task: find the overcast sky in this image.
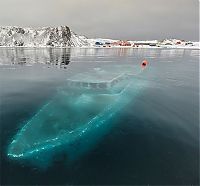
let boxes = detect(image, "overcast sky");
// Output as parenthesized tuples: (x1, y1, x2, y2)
(0, 0, 199, 40)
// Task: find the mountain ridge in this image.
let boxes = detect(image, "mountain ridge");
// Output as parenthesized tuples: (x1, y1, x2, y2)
(0, 26, 89, 47)
(0, 25, 199, 49)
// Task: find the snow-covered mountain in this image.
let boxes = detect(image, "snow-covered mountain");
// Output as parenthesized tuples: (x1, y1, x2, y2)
(0, 26, 89, 47)
(0, 26, 199, 49)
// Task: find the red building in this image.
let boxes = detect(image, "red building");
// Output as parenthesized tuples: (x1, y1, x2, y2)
(112, 40, 131, 46)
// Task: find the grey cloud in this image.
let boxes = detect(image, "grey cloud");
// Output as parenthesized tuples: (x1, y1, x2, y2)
(0, 0, 198, 40)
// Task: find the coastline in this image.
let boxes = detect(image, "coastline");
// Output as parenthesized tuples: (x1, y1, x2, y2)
(0, 46, 199, 50)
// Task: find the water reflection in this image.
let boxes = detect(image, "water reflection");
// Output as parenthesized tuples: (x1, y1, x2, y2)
(189, 50, 200, 57)
(0, 48, 71, 69)
(60, 49, 70, 69)
(0, 48, 197, 68)
(160, 49, 185, 58)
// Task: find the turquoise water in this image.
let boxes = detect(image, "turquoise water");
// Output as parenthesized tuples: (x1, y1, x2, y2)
(0, 48, 199, 185)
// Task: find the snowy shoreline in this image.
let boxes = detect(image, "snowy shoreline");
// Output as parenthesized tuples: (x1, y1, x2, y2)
(0, 26, 199, 49)
(0, 46, 199, 50)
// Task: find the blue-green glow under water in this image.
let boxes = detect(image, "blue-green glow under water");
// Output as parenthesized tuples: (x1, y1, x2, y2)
(7, 64, 146, 167)
(0, 48, 199, 185)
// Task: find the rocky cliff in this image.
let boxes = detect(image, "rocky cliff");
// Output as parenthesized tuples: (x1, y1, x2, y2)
(0, 26, 89, 47)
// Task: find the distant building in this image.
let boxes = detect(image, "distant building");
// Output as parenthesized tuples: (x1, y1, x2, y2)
(165, 43, 173, 45)
(95, 41, 103, 46)
(105, 42, 111, 45)
(149, 43, 157, 46)
(185, 42, 193, 46)
(112, 40, 131, 46)
(133, 40, 158, 46)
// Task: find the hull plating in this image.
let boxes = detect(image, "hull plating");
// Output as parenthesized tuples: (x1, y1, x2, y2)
(7, 67, 146, 165)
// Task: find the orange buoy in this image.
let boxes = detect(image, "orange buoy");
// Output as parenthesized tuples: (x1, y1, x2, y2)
(141, 59, 148, 69)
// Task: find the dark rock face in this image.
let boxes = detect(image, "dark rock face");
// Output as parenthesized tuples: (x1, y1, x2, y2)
(47, 26, 72, 47)
(61, 26, 71, 40)
(0, 26, 88, 47)
(16, 28, 25, 34)
(14, 40, 24, 46)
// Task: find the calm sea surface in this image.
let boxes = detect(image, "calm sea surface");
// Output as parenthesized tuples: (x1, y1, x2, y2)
(0, 48, 199, 185)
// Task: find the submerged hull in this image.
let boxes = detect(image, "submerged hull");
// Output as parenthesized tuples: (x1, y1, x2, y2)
(7, 66, 146, 164)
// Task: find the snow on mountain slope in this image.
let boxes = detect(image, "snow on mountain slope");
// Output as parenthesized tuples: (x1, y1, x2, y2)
(0, 26, 199, 49)
(0, 26, 89, 47)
